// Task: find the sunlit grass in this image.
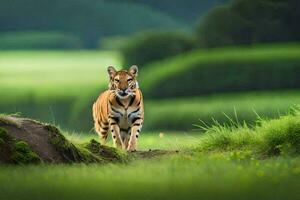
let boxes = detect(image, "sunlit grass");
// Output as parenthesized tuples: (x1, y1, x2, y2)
(1, 109, 300, 200)
(0, 50, 122, 98)
(65, 131, 202, 151)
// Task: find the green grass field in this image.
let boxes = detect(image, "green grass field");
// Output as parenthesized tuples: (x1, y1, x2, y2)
(145, 90, 300, 130)
(66, 131, 202, 151)
(0, 50, 121, 99)
(0, 48, 300, 200)
(1, 111, 300, 200)
(1, 48, 300, 131)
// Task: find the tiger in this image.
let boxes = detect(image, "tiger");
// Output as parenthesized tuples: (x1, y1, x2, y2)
(92, 65, 144, 151)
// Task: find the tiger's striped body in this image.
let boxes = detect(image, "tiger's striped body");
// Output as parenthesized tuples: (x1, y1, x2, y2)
(92, 66, 144, 151)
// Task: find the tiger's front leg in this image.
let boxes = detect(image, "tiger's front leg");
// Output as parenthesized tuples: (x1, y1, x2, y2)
(109, 121, 123, 149)
(127, 118, 143, 151)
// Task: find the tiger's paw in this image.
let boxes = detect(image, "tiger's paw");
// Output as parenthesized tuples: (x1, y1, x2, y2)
(127, 146, 136, 152)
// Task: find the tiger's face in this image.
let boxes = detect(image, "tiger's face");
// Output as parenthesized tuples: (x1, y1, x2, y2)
(107, 65, 139, 99)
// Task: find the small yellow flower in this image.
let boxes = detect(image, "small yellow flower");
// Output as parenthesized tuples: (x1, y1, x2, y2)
(159, 132, 164, 138)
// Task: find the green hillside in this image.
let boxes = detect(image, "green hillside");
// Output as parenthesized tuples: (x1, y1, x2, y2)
(0, 0, 181, 48)
(141, 43, 300, 98)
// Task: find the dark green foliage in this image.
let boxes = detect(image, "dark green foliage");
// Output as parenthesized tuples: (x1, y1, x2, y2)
(0, 127, 7, 138)
(109, 0, 230, 23)
(0, 127, 41, 164)
(11, 141, 41, 164)
(196, 0, 300, 47)
(121, 31, 195, 67)
(141, 44, 300, 98)
(0, 0, 180, 48)
(197, 5, 252, 47)
(0, 127, 8, 147)
(0, 32, 83, 50)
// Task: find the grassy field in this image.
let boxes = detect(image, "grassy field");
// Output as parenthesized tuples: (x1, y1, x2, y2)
(145, 90, 300, 130)
(0, 50, 121, 99)
(1, 49, 300, 131)
(0, 111, 299, 200)
(66, 131, 202, 151)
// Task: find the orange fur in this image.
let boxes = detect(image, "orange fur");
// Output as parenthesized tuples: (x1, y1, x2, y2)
(93, 66, 144, 151)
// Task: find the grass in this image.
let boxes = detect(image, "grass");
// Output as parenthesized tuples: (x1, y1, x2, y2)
(1, 47, 299, 199)
(0, 156, 299, 200)
(0, 50, 122, 99)
(196, 107, 300, 157)
(0, 110, 300, 200)
(1, 49, 300, 131)
(145, 90, 300, 130)
(65, 131, 202, 151)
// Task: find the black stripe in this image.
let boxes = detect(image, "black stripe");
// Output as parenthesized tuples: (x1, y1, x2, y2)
(131, 117, 142, 124)
(129, 95, 135, 107)
(100, 131, 107, 134)
(116, 97, 124, 107)
(110, 117, 119, 123)
(102, 126, 109, 131)
(110, 122, 117, 125)
(103, 122, 109, 126)
(136, 101, 141, 107)
(128, 108, 140, 118)
(111, 107, 123, 116)
(133, 123, 141, 126)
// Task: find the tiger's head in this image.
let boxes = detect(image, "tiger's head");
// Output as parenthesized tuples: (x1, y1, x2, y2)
(107, 65, 139, 99)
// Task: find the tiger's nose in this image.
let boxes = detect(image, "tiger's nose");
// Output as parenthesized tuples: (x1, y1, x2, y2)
(118, 89, 128, 96)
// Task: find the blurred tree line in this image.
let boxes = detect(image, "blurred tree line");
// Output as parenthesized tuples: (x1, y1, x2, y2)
(0, 0, 180, 48)
(123, 0, 300, 67)
(109, 0, 229, 23)
(1, 0, 299, 62)
(198, 0, 300, 47)
(0, 0, 231, 49)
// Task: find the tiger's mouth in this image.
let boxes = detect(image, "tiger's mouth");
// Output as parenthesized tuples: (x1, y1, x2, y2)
(116, 89, 134, 99)
(118, 91, 128, 97)
(116, 90, 130, 99)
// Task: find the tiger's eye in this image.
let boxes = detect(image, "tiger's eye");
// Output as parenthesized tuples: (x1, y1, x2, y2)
(127, 78, 133, 82)
(114, 79, 119, 83)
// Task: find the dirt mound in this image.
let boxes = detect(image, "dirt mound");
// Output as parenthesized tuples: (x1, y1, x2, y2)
(0, 115, 176, 164)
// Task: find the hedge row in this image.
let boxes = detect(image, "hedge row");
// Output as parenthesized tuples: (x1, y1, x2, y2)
(140, 44, 300, 98)
(121, 31, 195, 67)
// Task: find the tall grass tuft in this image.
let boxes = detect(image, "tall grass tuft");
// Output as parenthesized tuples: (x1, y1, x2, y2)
(196, 107, 300, 157)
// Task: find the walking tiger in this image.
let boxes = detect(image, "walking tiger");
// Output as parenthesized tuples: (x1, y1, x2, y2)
(92, 65, 144, 151)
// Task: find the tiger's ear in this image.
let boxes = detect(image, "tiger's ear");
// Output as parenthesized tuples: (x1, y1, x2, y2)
(107, 66, 116, 80)
(129, 65, 138, 77)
